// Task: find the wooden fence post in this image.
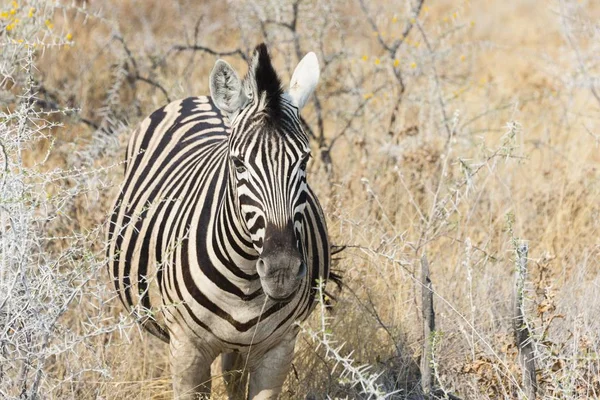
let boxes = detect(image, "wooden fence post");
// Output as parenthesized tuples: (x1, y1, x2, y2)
(421, 254, 435, 396)
(513, 242, 537, 399)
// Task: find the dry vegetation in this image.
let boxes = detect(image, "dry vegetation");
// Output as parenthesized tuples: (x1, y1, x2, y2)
(1, 0, 599, 398)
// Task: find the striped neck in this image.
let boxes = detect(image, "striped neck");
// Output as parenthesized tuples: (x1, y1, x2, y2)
(212, 167, 261, 279)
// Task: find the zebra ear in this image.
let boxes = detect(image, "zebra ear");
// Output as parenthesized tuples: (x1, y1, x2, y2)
(210, 59, 248, 119)
(288, 52, 320, 110)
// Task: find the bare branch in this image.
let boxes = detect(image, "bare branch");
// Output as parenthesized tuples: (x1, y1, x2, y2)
(166, 44, 248, 62)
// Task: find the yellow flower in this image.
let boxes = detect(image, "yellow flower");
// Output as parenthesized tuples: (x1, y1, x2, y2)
(453, 87, 467, 97)
(460, 55, 466, 62)
(28, 7, 35, 18)
(410, 62, 417, 69)
(12, 1, 18, 8)
(13, 18, 19, 24)
(10, 9, 16, 15)
(393, 59, 400, 67)
(361, 55, 368, 61)
(0, 11, 8, 19)
(392, 16, 398, 23)
(6, 24, 13, 31)
(409, 18, 416, 24)
(45, 19, 53, 29)
(17, 38, 23, 43)
(423, 6, 430, 12)
(363, 93, 374, 100)
(470, 21, 475, 27)
(374, 58, 380, 65)
(66, 32, 73, 41)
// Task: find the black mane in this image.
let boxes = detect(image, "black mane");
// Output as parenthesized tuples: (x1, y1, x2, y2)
(253, 43, 283, 120)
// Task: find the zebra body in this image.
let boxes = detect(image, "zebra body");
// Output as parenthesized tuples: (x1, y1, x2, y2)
(107, 45, 329, 399)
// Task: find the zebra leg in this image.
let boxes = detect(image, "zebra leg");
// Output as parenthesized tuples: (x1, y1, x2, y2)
(221, 351, 248, 399)
(247, 328, 298, 400)
(169, 335, 216, 399)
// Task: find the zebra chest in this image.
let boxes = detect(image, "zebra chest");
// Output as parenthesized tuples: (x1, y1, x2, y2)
(157, 236, 306, 347)
(181, 285, 302, 349)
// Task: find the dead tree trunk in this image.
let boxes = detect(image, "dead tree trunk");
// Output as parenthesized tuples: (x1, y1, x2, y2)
(513, 242, 537, 399)
(421, 254, 434, 396)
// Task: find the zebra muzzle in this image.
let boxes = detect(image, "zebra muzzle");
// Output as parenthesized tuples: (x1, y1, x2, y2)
(256, 256, 306, 302)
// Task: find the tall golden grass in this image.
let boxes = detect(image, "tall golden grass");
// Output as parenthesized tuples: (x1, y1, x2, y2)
(2, 0, 599, 398)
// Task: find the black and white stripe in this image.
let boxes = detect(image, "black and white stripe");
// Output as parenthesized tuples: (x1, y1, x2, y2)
(107, 44, 330, 398)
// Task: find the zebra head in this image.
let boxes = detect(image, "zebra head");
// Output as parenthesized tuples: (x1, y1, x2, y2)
(209, 44, 319, 302)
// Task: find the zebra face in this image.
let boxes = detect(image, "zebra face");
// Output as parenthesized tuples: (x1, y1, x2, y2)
(210, 44, 320, 301)
(229, 134, 310, 301)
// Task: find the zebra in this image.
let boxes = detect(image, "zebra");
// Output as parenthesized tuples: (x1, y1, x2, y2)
(107, 44, 333, 399)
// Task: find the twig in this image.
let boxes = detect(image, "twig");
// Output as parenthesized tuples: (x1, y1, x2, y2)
(358, 0, 425, 137)
(358, 0, 425, 56)
(165, 44, 248, 62)
(558, 0, 600, 109)
(415, 21, 452, 139)
(114, 35, 171, 103)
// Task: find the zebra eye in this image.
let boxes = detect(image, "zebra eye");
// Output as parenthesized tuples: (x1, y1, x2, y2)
(231, 157, 247, 174)
(299, 154, 310, 170)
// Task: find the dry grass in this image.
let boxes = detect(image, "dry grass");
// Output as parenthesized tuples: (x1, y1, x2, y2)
(2, 0, 599, 398)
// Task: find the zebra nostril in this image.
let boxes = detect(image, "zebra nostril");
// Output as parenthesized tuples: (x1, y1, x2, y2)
(297, 261, 307, 279)
(256, 259, 267, 276)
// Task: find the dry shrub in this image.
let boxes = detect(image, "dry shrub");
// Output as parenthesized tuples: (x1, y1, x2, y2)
(1, 0, 599, 398)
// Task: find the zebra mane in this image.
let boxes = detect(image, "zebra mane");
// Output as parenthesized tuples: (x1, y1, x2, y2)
(247, 43, 284, 121)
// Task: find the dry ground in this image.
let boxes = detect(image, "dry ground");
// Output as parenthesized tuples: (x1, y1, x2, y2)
(2, 0, 600, 398)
